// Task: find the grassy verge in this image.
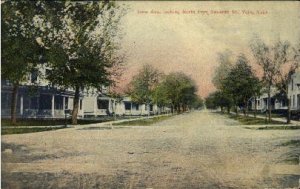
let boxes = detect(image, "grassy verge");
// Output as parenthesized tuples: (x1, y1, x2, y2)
(1, 117, 115, 126)
(245, 125, 300, 130)
(227, 114, 284, 125)
(1, 127, 65, 135)
(112, 115, 172, 126)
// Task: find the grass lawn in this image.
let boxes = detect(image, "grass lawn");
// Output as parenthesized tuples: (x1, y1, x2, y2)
(1, 117, 115, 127)
(245, 125, 300, 130)
(1, 127, 65, 135)
(227, 114, 284, 125)
(112, 115, 172, 126)
(1, 117, 115, 135)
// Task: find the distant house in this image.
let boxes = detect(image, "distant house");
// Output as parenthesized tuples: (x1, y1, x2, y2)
(250, 87, 287, 112)
(82, 88, 115, 117)
(288, 71, 300, 111)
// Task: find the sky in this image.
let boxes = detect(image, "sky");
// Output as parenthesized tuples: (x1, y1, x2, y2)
(116, 1, 300, 98)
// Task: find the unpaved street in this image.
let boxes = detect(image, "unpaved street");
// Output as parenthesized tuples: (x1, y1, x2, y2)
(2, 111, 300, 188)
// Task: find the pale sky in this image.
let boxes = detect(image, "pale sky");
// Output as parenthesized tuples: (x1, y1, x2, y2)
(116, 1, 300, 97)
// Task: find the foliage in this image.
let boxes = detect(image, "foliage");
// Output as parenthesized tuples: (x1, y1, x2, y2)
(127, 64, 162, 105)
(222, 54, 261, 109)
(38, 1, 125, 124)
(212, 50, 234, 90)
(153, 72, 198, 112)
(1, 1, 45, 124)
(205, 91, 233, 110)
(250, 36, 299, 123)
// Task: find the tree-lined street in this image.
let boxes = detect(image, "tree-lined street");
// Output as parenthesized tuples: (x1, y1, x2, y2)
(2, 111, 299, 188)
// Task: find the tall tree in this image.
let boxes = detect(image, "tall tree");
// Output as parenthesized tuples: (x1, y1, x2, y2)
(212, 50, 234, 112)
(42, 1, 125, 124)
(2, 1, 43, 124)
(274, 40, 300, 123)
(127, 64, 162, 114)
(250, 36, 294, 122)
(222, 54, 261, 116)
(212, 50, 234, 89)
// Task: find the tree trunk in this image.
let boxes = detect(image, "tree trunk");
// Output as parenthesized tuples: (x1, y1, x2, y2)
(267, 88, 271, 123)
(227, 106, 230, 114)
(71, 86, 80, 125)
(254, 96, 257, 118)
(287, 97, 291, 124)
(235, 105, 238, 116)
(220, 106, 224, 113)
(11, 83, 19, 125)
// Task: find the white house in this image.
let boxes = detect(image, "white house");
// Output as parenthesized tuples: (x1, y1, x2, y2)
(1, 64, 84, 118)
(1, 64, 170, 119)
(288, 71, 300, 111)
(250, 87, 287, 112)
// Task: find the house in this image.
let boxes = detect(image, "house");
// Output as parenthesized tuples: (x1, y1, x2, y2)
(1, 64, 84, 118)
(82, 88, 115, 117)
(2, 64, 169, 119)
(250, 87, 287, 112)
(288, 71, 300, 111)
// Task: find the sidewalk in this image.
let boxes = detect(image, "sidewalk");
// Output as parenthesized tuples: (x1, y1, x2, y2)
(229, 112, 300, 125)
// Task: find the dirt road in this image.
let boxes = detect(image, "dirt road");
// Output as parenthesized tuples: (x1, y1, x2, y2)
(2, 111, 300, 188)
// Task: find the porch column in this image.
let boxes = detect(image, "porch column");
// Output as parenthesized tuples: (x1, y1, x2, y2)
(63, 96, 65, 111)
(51, 94, 55, 117)
(109, 99, 112, 113)
(81, 98, 84, 115)
(20, 95, 23, 116)
(94, 96, 97, 113)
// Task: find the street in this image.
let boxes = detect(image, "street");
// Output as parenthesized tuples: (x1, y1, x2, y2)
(2, 111, 300, 188)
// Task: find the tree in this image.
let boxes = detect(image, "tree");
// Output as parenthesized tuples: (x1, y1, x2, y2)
(250, 36, 295, 122)
(222, 54, 261, 116)
(2, 1, 43, 124)
(42, 1, 124, 124)
(205, 92, 219, 110)
(191, 96, 204, 110)
(153, 72, 198, 113)
(212, 50, 234, 89)
(212, 50, 234, 112)
(127, 64, 162, 114)
(204, 91, 233, 112)
(273, 40, 300, 123)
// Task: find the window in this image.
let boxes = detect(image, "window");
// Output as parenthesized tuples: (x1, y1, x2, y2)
(124, 102, 131, 110)
(30, 97, 38, 109)
(31, 70, 38, 83)
(1, 93, 10, 109)
(80, 100, 82, 110)
(97, 99, 109, 109)
(39, 94, 51, 109)
(292, 79, 294, 90)
(132, 103, 139, 110)
(55, 96, 63, 110)
(65, 97, 69, 109)
(293, 95, 295, 107)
